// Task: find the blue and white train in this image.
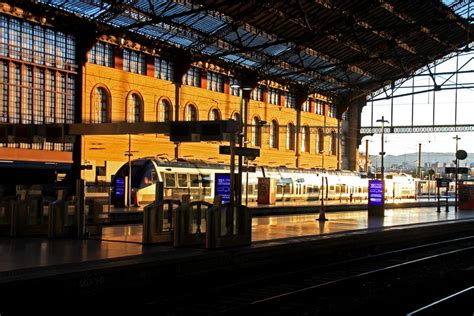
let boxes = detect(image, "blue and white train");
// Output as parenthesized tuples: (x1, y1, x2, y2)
(111, 157, 417, 206)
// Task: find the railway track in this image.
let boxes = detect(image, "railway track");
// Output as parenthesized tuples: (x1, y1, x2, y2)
(149, 236, 474, 315)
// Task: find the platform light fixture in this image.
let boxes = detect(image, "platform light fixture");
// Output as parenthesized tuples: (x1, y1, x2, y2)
(231, 83, 253, 207)
(376, 116, 389, 181)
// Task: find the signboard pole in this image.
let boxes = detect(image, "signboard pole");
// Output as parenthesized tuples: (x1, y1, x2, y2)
(437, 185, 440, 213)
(317, 176, 328, 221)
(229, 135, 236, 235)
(455, 157, 458, 212)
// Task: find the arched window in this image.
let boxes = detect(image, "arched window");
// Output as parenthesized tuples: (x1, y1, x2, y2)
(210, 108, 221, 120)
(127, 93, 142, 122)
(269, 120, 279, 149)
(252, 116, 262, 147)
(92, 87, 109, 123)
(232, 112, 240, 121)
(330, 131, 337, 155)
(186, 104, 198, 121)
(301, 126, 310, 153)
(232, 112, 241, 130)
(318, 128, 324, 153)
(157, 99, 171, 122)
(287, 123, 295, 151)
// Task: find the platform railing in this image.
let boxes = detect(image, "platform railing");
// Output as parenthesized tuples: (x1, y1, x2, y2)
(48, 190, 81, 238)
(173, 196, 211, 247)
(143, 180, 183, 244)
(142, 181, 252, 247)
(142, 198, 181, 244)
(10, 190, 53, 237)
(0, 196, 14, 236)
(84, 198, 109, 236)
(206, 196, 252, 249)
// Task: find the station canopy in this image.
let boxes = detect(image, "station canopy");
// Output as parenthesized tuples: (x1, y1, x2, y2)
(34, 0, 474, 100)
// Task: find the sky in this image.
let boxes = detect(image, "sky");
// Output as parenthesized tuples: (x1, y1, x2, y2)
(359, 50, 474, 157)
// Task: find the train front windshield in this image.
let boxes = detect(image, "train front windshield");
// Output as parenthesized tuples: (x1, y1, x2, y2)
(112, 160, 158, 206)
(113, 160, 148, 188)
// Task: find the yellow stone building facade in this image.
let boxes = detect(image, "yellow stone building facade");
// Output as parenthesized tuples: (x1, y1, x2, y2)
(0, 4, 356, 184)
(81, 37, 343, 181)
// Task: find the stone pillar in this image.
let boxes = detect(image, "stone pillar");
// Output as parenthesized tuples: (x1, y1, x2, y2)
(172, 51, 192, 159)
(293, 86, 309, 168)
(346, 97, 366, 171)
(72, 32, 98, 191)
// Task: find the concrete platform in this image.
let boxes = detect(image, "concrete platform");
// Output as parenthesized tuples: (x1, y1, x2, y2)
(105, 198, 451, 222)
(0, 205, 473, 306)
(97, 205, 464, 243)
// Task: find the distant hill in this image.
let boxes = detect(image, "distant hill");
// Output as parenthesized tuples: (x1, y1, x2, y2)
(369, 152, 474, 169)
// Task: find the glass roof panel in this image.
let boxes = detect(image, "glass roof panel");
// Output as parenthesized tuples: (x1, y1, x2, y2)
(166, 35, 193, 47)
(222, 55, 260, 68)
(36, 0, 472, 97)
(108, 15, 137, 28)
(262, 43, 290, 57)
(237, 28, 269, 47)
(38, 0, 110, 18)
(441, 0, 474, 20)
(176, 14, 226, 34)
(135, 25, 167, 38)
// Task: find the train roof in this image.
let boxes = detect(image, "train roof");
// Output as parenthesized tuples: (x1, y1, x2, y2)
(136, 156, 359, 176)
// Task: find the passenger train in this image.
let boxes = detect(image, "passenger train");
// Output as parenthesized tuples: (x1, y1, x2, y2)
(111, 157, 418, 207)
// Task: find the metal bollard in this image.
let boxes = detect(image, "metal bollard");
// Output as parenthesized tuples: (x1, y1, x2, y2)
(143, 201, 157, 244)
(48, 200, 66, 238)
(206, 196, 222, 249)
(76, 179, 86, 238)
(10, 191, 28, 237)
(173, 203, 185, 247)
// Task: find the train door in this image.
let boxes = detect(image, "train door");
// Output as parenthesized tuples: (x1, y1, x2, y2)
(458, 180, 474, 210)
(295, 183, 301, 196)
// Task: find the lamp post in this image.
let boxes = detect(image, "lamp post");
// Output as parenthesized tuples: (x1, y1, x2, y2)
(231, 83, 252, 207)
(124, 134, 138, 208)
(453, 135, 461, 212)
(418, 143, 422, 179)
(372, 116, 389, 216)
(376, 116, 389, 181)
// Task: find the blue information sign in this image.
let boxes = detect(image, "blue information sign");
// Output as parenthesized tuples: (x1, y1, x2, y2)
(368, 180, 384, 206)
(215, 173, 231, 204)
(115, 177, 125, 199)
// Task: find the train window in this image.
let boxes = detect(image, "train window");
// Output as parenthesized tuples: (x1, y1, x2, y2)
(178, 173, 188, 187)
(277, 185, 283, 194)
(190, 174, 199, 187)
(246, 184, 254, 195)
(201, 174, 211, 187)
(329, 185, 335, 191)
(140, 166, 155, 187)
(151, 170, 158, 182)
(164, 173, 176, 187)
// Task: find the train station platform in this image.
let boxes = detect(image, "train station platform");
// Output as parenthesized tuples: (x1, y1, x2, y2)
(106, 197, 448, 223)
(1, 205, 474, 307)
(98, 204, 459, 243)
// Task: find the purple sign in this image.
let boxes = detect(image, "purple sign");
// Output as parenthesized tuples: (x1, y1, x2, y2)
(369, 180, 384, 206)
(215, 173, 231, 204)
(115, 177, 125, 199)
